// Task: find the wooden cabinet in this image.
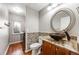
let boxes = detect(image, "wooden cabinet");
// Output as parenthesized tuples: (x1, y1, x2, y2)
(51, 43, 56, 55)
(56, 46, 69, 55)
(41, 40, 70, 55)
(41, 41, 55, 55)
(41, 41, 50, 55)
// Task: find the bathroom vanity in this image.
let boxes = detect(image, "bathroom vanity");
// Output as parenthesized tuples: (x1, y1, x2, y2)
(39, 8, 79, 55)
(41, 40, 69, 55)
(40, 36, 79, 55)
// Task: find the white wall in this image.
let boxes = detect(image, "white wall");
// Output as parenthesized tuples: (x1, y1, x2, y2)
(39, 4, 79, 36)
(25, 7, 39, 51)
(0, 27, 9, 54)
(0, 6, 9, 54)
(25, 7, 39, 33)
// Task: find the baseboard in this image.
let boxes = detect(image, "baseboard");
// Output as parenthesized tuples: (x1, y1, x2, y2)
(25, 48, 42, 55)
(25, 49, 32, 53)
(4, 44, 10, 55)
(9, 41, 23, 45)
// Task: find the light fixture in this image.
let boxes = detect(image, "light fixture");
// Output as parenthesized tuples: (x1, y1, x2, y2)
(11, 6, 24, 14)
(47, 3, 58, 10)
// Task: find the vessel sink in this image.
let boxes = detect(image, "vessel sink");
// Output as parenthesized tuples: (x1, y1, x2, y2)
(49, 33, 65, 41)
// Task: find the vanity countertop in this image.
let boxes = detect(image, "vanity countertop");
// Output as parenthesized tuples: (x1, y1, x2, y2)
(39, 36, 79, 54)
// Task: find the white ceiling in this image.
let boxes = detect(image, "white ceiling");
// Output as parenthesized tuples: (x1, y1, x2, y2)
(25, 3, 49, 11)
(2, 3, 49, 11)
(0, 3, 49, 15)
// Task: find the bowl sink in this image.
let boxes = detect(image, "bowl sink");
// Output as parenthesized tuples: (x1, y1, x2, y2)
(49, 33, 65, 41)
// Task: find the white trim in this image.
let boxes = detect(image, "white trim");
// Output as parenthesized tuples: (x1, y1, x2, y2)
(9, 41, 23, 45)
(25, 49, 32, 53)
(4, 44, 10, 55)
(25, 49, 41, 55)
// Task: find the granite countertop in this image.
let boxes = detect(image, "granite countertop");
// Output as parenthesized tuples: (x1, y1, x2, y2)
(39, 35, 79, 54)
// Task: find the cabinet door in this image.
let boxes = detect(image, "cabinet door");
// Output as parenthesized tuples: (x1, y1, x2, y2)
(51, 44, 56, 55)
(56, 46, 69, 55)
(41, 41, 52, 55)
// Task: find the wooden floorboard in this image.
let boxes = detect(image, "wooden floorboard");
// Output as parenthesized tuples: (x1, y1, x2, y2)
(6, 42, 32, 55)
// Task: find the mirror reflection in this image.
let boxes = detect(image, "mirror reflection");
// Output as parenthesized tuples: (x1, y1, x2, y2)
(13, 22, 21, 33)
(51, 10, 71, 32)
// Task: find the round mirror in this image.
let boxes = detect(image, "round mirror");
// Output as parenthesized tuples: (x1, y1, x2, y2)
(50, 8, 75, 32)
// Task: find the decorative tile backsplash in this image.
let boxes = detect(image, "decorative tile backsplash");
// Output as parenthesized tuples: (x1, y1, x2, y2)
(39, 32, 52, 36)
(27, 32, 39, 49)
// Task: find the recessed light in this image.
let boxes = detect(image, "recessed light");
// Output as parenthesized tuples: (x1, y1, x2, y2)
(11, 6, 24, 14)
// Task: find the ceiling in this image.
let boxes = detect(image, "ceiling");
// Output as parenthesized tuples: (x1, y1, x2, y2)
(25, 3, 49, 11)
(2, 3, 49, 11)
(0, 3, 49, 15)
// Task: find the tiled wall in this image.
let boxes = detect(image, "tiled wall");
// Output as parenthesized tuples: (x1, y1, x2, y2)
(27, 32, 39, 49)
(39, 32, 53, 36)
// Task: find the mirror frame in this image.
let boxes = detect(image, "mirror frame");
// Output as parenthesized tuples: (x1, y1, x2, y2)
(50, 8, 76, 33)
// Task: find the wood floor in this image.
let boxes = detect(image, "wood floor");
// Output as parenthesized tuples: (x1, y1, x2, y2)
(6, 42, 32, 55)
